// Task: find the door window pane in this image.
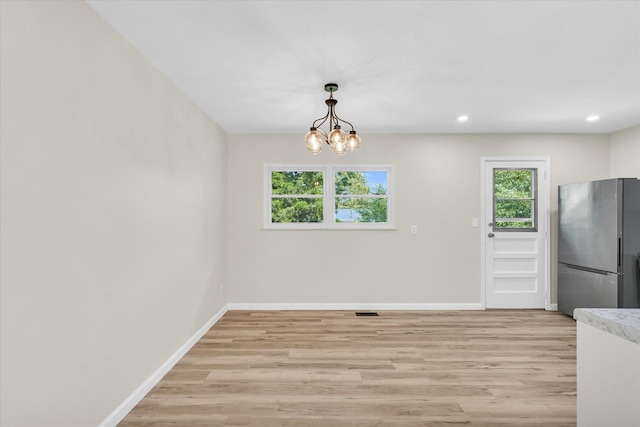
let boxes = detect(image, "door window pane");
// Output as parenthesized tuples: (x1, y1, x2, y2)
(493, 169, 537, 231)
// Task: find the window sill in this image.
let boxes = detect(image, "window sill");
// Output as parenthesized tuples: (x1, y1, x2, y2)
(263, 225, 398, 231)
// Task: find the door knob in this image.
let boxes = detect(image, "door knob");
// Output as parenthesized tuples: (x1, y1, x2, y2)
(488, 233, 495, 238)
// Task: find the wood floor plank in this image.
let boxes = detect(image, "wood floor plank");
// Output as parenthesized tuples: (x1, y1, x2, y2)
(118, 310, 576, 426)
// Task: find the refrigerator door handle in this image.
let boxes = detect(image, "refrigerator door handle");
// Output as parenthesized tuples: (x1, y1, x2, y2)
(559, 262, 611, 276)
(618, 237, 622, 268)
(637, 253, 640, 289)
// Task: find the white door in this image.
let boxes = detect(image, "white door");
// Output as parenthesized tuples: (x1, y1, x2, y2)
(483, 159, 549, 309)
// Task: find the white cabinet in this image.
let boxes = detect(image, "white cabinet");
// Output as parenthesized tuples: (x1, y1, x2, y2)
(574, 309, 640, 427)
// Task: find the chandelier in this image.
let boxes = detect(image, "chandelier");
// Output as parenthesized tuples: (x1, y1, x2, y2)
(304, 83, 361, 155)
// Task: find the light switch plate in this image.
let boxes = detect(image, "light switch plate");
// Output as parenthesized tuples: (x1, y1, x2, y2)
(472, 218, 479, 228)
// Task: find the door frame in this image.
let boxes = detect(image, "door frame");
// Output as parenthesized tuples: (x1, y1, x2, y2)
(480, 156, 553, 310)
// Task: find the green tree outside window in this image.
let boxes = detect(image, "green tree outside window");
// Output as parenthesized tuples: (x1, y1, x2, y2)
(271, 171, 323, 223)
(494, 169, 536, 229)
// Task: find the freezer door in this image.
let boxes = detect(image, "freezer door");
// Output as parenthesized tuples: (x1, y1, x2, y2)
(558, 179, 621, 273)
(558, 263, 619, 316)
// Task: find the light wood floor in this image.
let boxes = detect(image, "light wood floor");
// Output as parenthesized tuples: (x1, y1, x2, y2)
(119, 310, 577, 426)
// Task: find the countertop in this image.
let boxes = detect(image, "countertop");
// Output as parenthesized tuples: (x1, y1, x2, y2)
(573, 308, 640, 345)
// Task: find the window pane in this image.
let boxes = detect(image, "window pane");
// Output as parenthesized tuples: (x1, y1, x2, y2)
(493, 168, 537, 231)
(271, 198, 323, 223)
(494, 170, 532, 199)
(335, 171, 387, 195)
(495, 199, 533, 220)
(272, 171, 323, 195)
(495, 220, 534, 229)
(335, 197, 387, 223)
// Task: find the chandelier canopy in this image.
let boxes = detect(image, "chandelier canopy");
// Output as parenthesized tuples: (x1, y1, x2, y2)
(304, 83, 361, 155)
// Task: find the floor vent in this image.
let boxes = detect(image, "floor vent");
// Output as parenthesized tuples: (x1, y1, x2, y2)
(355, 312, 379, 316)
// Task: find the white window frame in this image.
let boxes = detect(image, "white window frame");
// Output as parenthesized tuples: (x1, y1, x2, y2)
(264, 164, 395, 230)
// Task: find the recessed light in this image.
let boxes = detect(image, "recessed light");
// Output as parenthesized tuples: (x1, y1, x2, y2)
(586, 115, 600, 122)
(458, 115, 469, 122)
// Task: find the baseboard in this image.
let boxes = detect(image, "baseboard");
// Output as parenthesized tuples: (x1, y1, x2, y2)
(226, 303, 484, 311)
(547, 303, 558, 311)
(98, 304, 229, 427)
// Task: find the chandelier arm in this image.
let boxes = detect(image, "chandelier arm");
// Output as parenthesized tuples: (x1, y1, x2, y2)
(312, 110, 330, 129)
(332, 113, 356, 132)
(332, 115, 339, 130)
(316, 128, 328, 139)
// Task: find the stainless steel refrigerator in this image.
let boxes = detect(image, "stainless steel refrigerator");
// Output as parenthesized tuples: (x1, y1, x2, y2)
(558, 178, 640, 316)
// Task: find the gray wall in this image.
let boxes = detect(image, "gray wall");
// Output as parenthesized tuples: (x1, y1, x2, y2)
(610, 125, 640, 178)
(0, 2, 228, 426)
(227, 133, 612, 306)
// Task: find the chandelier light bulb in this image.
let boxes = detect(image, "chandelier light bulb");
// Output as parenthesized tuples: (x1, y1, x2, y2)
(305, 128, 324, 154)
(328, 126, 346, 147)
(345, 131, 361, 151)
(332, 139, 347, 155)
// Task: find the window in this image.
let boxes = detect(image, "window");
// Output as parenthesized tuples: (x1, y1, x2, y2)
(265, 165, 393, 229)
(335, 170, 388, 223)
(270, 170, 324, 223)
(493, 168, 537, 231)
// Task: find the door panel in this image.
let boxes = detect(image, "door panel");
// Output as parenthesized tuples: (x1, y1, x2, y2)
(487, 231, 543, 308)
(493, 258, 537, 272)
(493, 277, 538, 292)
(484, 159, 548, 309)
(493, 237, 537, 253)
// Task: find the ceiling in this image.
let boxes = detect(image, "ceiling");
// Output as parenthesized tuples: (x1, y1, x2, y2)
(86, 0, 640, 135)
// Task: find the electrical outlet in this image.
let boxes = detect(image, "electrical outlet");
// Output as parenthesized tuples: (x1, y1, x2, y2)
(220, 283, 224, 295)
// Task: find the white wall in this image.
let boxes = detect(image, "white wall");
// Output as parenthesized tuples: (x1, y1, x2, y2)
(0, 2, 227, 426)
(610, 125, 640, 178)
(227, 133, 610, 306)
